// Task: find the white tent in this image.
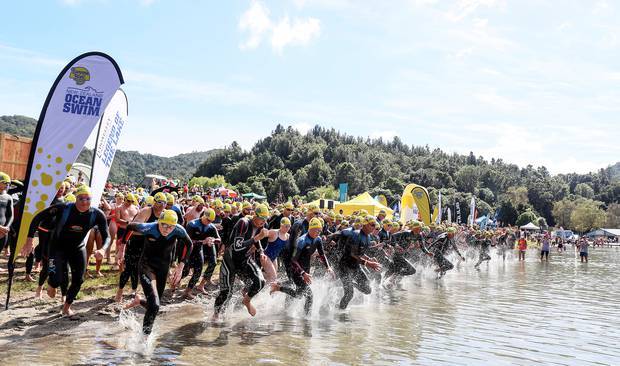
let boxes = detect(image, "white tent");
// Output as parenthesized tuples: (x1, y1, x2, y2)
(520, 222, 540, 230)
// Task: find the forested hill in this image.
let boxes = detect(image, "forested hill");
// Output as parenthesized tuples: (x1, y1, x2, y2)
(610, 162, 620, 181)
(76, 149, 216, 184)
(195, 125, 620, 228)
(0, 115, 37, 136)
(0, 115, 217, 183)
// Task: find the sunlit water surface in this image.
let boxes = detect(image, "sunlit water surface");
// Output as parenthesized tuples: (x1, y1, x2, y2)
(2, 247, 619, 365)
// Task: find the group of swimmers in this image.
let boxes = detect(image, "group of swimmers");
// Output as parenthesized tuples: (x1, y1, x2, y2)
(1, 172, 574, 335)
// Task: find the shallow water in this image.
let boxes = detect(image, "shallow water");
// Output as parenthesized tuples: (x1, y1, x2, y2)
(2, 247, 620, 365)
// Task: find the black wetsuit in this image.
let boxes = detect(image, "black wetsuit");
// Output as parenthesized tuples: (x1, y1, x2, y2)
(214, 217, 266, 315)
(119, 208, 158, 292)
(28, 203, 109, 304)
(386, 231, 429, 278)
(126, 222, 192, 334)
(31, 198, 67, 292)
(184, 218, 220, 289)
(332, 229, 373, 310)
(218, 214, 233, 255)
(268, 213, 289, 230)
(428, 233, 463, 276)
(279, 233, 330, 313)
(282, 217, 310, 280)
(0, 190, 14, 253)
(474, 238, 492, 268)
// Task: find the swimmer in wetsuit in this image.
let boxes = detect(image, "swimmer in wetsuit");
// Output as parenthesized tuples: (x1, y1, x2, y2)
(270, 218, 333, 314)
(123, 209, 192, 334)
(427, 227, 465, 278)
(330, 216, 381, 310)
(0, 172, 14, 271)
(22, 185, 110, 317)
(185, 208, 220, 298)
(212, 204, 271, 320)
(115, 192, 166, 303)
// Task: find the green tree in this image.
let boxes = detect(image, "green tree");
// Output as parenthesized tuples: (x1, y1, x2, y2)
(606, 203, 620, 228)
(306, 185, 339, 201)
(267, 169, 300, 201)
(570, 200, 606, 232)
(455, 166, 479, 193)
(516, 209, 538, 227)
(574, 183, 595, 199)
(552, 198, 576, 229)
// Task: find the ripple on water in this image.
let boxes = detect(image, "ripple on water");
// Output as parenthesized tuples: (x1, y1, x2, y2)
(2, 247, 620, 365)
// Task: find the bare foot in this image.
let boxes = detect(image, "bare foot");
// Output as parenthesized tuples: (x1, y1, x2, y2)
(195, 285, 208, 295)
(96, 271, 104, 277)
(211, 313, 219, 322)
(86, 271, 94, 279)
(47, 286, 57, 298)
(183, 290, 195, 300)
(24, 274, 34, 282)
(35, 286, 43, 300)
(242, 294, 256, 317)
(62, 304, 75, 317)
(270, 283, 280, 295)
(115, 288, 124, 303)
(124, 295, 142, 309)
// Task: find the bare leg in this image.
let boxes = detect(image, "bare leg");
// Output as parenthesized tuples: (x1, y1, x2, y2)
(62, 302, 74, 317)
(124, 294, 143, 309)
(242, 293, 256, 316)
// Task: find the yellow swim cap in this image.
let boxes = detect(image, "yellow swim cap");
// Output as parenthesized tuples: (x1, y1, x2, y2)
(75, 185, 91, 197)
(193, 195, 205, 205)
(309, 217, 323, 230)
(64, 193, 76, 203)
(242, 201, 252, 210)
(154, 192, 167, 203)
(158, 209, 178, 226)
(362, 215, 377, 226)
(254, 204, 270, 220)
(165, 193, 174, 204)
(0, 172, 10, 184)
(283, 202, 294, 210)
(280, 217, 291, 226)
(223, 203, 231, 213)
(145, 196, 155, 205)
(202, 208, 216, 221)
(126, 193, 137, 204)
(409, 220, 422, 229)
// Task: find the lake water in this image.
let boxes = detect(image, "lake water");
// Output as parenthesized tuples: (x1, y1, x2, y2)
(1, 246, 619, 365)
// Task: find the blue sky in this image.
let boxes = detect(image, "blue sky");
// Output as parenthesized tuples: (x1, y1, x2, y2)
(1, 0, 619, 174)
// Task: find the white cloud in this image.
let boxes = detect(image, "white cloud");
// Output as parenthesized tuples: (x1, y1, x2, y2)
(271, 16, 321, 53)
(239, 0, 272, 49)
(239, 0, 321, 53)
(592, 0, 610, 15)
